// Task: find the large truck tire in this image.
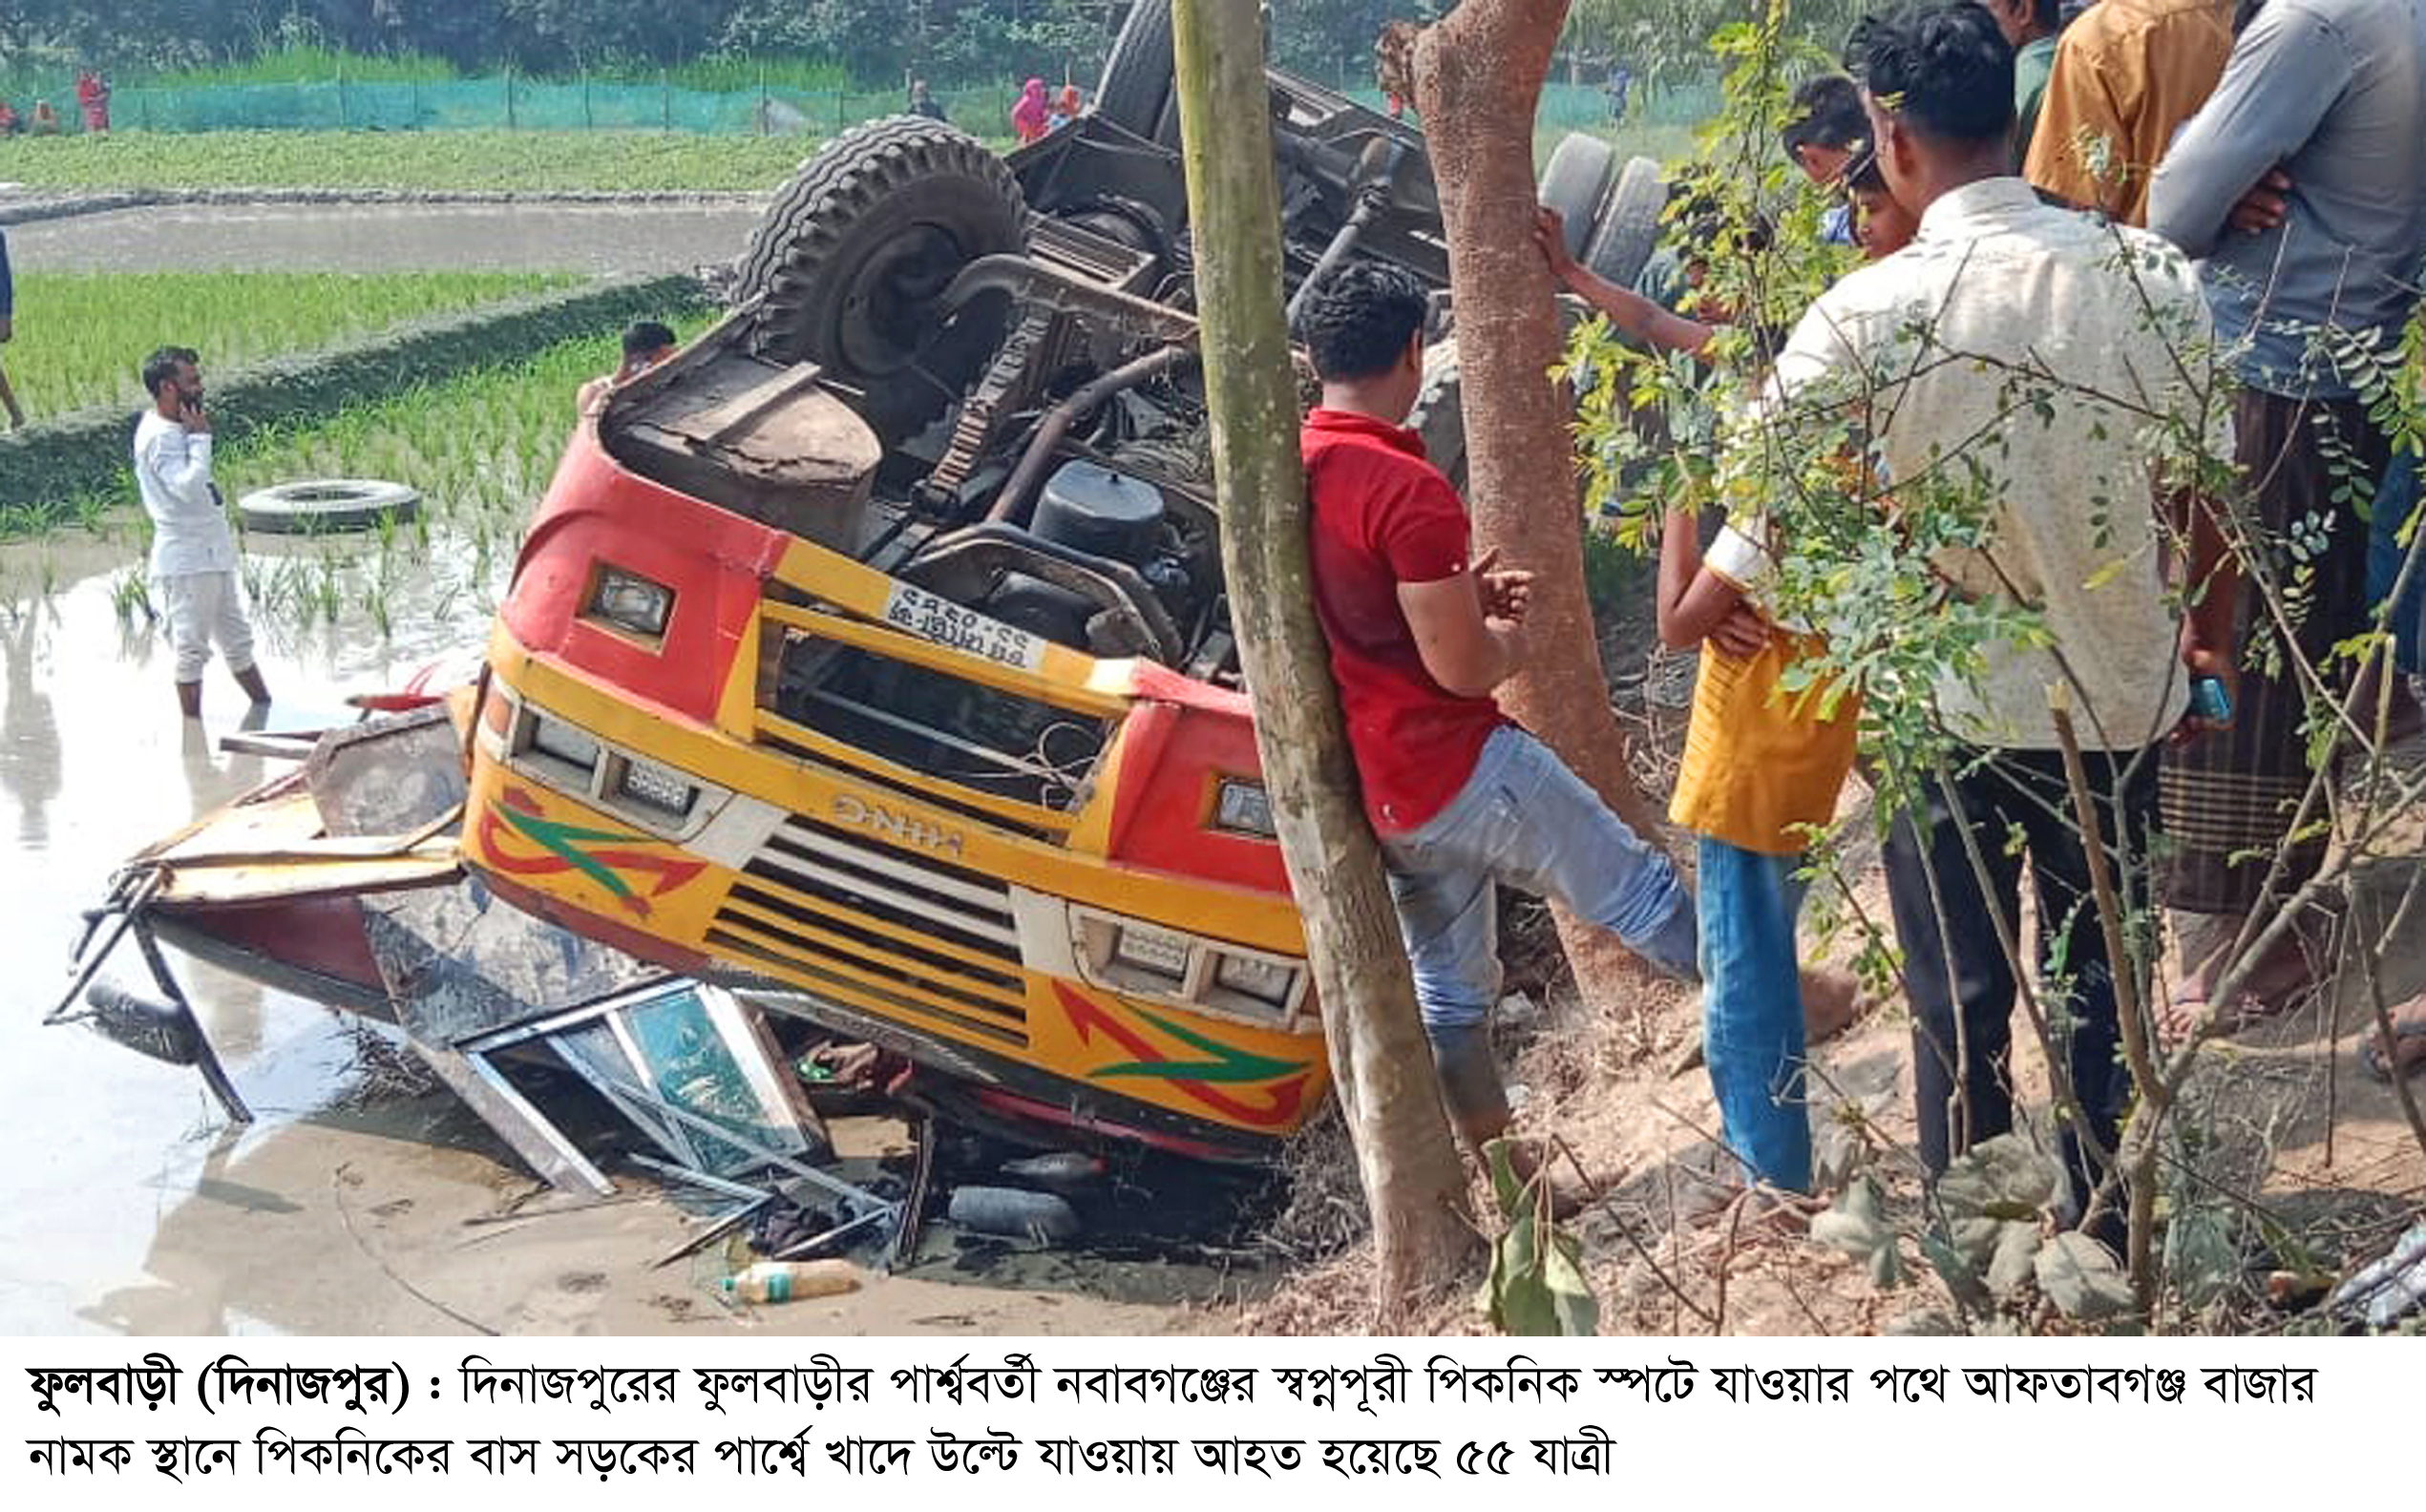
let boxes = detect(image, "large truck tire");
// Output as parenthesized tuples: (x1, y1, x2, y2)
(236, 479, 419, 535)
(1406, 339, 1467, 494)
(736, 116, 1025, 444)
(1536, 134, 1615, 258)
(742, 116, 1025, 375)
(1096, 0, 1176, 141)
(1582, 156, 1666, 291)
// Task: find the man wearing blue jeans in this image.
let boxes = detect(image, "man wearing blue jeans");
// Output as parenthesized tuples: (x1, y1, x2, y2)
(1297, 262, 1698, 1161)
(2369, 447, 2422, 678)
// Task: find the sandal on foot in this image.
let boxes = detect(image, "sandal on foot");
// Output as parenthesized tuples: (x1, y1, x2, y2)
(2361, 1018, 2426, 1082)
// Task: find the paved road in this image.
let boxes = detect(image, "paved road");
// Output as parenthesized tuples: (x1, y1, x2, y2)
(9, 200, 767, 275)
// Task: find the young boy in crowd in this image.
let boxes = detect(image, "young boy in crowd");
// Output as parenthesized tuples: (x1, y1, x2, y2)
(1844, 144, 1920, 260)
(1655, 484, 1862, 1194)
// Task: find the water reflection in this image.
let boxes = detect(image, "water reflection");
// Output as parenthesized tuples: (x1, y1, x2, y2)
(2, 603, 63, 849)
(0, 540, 482, 1334)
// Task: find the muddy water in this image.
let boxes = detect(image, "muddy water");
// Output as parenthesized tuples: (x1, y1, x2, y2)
(0, 530, 1230, 1335)
(0, 528, 463, 1334)
(10, 202, 767, 275)
(0, 200, 1255, 1336)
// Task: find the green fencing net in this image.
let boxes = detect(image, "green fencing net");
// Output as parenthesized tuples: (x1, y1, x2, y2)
(1336, 79, 1721, 131)
(0, 75, 1027, 137)
(0, 73, 1709, 139)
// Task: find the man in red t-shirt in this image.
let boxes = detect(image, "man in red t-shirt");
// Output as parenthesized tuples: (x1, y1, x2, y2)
(1297, 262, 1698, 1160)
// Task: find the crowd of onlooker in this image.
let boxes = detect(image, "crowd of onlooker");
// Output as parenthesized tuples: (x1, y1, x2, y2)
(0, 70, 112, 136)
(1297, 0, 2426, 1239)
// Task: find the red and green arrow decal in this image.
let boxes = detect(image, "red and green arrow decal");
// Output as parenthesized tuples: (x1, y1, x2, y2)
(477, 785, 706, 918)
(1054, 982, 1310, 1128)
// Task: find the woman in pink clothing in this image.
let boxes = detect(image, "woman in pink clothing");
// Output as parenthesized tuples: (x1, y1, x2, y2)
(1010, 78, 1049, 144)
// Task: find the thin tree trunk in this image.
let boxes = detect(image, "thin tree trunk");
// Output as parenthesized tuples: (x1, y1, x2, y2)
(1171, 0, 1477, 1317)
(1412, 0, 1671, 1011)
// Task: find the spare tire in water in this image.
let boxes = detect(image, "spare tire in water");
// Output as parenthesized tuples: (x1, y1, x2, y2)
(236, 478, 420, 535)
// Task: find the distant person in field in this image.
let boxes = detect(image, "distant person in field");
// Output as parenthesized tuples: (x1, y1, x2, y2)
(0, 226, 22, 430)
(74, 70, 108, 134)
(577, 321, 679, 416)
(1048, 83, 1082, 131)
(1011, 78, 1050, 144)
(0, 99, 21, 136)
(908, 79, 946, 122)
(1605, 61, 1634, 122)
(29, 99, 58, 135)
(137, 347, 269, 719)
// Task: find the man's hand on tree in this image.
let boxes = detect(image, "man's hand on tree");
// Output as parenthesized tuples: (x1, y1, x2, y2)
(1532, 206, 1580, 288)
(1471, 547, 1534, 625)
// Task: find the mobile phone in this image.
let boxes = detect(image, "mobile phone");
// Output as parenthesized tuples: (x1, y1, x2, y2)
(2190, 675, 2232, 724)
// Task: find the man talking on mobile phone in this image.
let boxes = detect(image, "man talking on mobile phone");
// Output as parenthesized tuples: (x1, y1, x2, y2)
(136, 346, 269, 719)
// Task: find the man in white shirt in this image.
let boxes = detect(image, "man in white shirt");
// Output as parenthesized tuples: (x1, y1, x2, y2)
(135, 346, 268, 718)
(1772, 3, 2235, 1246)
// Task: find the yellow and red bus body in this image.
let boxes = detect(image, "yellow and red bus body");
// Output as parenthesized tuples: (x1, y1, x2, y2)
(463, 425, 1325, 1162)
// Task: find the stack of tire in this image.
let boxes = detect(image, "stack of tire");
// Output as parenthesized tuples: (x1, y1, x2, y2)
(1412, 134, 1667, 494)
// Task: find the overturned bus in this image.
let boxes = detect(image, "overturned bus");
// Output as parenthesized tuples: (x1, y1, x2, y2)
(83, 2, 1667, 1168)
(458, 3, 1667, 1161)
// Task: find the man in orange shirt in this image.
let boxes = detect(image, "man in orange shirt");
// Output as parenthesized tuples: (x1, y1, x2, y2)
(2022, 0, 2235, 223)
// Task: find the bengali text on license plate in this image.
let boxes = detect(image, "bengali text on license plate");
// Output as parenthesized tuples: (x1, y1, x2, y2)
(880, 582, 1048, 671)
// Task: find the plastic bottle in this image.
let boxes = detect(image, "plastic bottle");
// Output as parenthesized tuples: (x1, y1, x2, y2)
(719, 1258, 861, 1304)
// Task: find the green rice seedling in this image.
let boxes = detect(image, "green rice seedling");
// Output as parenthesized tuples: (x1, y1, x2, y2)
(60, 317, 708, 649)
(4, 271, 575, 425)
(106, 567, 153, 623)
(0, 130, 835, 194)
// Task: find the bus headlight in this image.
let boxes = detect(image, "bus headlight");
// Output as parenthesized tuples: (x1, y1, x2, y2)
(1110, 922, 1192, 983)
(588, 566, 674, 639)
(1213, 951, 1298, 1008)
(614, 755, 696, 819)
(1213, 777, 1276, 838)
(1068, 905, 1309, 1028)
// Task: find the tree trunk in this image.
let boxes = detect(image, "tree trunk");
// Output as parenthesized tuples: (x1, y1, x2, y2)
(1171, 0, 1478, 1317)
(1413, 0, 1669, 1012)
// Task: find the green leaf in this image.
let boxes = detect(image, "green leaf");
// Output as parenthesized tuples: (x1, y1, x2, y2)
(1479, 1140, 1598, 1336)
(2035, 1231, 2138, 1321)
(1813, 1176, 1906, 1289)
(1544, 1231, 1600, 1337)
(1936, 1134, 2059, 1221)
(1986, 1221, 2045, 1297)
(1921, 1228, 1990, 1308)
(2163, 1206, 2239, 1309)
(1484, 1138, 1528, 1220)
(1492, 1212, 1561, 1336)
